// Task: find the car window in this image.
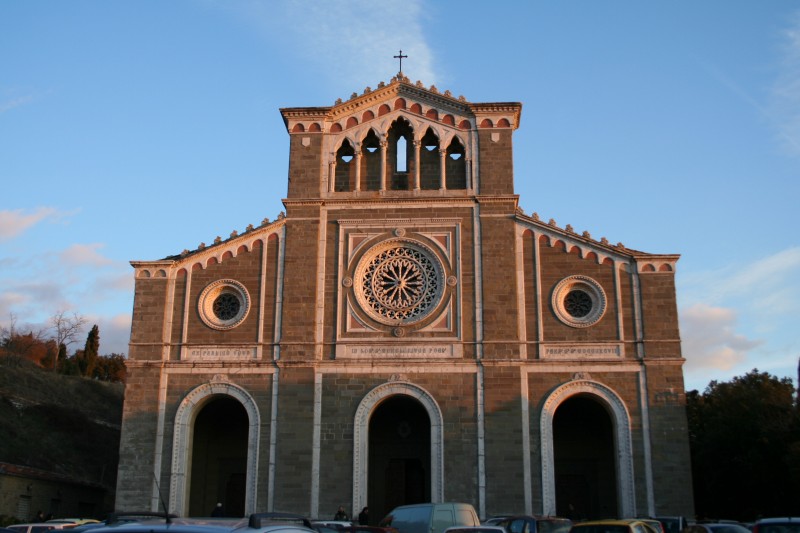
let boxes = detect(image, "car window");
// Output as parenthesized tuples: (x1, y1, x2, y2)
(433, 509, 455, 533)
(538, 520, 571, 533)
(455, 509, 478, 528)
(507, 520, 525, 533)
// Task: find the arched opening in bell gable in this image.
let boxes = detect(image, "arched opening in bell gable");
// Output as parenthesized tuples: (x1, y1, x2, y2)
(335, 139, 356, 192)
(419, 128, 440, 190)
(445, 137, 467, 189)
(552, 395, 617, 520)
(361, 129, 381, 191)
(188, 395, 249, 518)
(368, 395, 431, 524)
(388, 118, 413, 190)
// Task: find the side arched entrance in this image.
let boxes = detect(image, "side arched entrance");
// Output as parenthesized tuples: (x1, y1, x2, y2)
(169, 380, 260, 516)
(353, 381, 444, 523)
(540, 379, 636, 519)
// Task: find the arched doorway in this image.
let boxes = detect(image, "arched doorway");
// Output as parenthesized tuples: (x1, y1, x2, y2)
(352, 381, 444, 523)
(188, 396, 248, 517)
(368, 395, 430, 522)
(169, 380, 261, 517)
(552, 396, 616, 519)
(540, 379, 635, 518)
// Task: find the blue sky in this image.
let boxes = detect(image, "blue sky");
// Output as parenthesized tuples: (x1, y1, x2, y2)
(1, 0, 798, 392)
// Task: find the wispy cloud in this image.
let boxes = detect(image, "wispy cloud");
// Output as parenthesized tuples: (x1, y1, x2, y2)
(769, 9, 800, 156)
(0, 207, 61, 241)
(679, 246, 800, 390)
(60, 243, 115, 267)
(0, 93, 35, 114)
(0, 241, 132, 353)
(217, 0, 436, 89)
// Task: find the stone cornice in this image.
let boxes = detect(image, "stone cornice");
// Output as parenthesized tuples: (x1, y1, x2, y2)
(515, 210, 680, 269)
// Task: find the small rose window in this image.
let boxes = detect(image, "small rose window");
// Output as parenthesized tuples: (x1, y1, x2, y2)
(551, 275, 607, 328)
(199, 279, 250, 330)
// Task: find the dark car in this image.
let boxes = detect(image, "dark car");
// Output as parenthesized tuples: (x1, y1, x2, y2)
(83, 512, 315, 533)
(753, 518, 800, 533)
(493, 516, 572, 533)
(685, 524, 750, 533)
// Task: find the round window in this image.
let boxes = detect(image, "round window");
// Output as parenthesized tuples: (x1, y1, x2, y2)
(198, 279, 250, 330)
(551, 275, 607, 328)
(353, 239, 445, 326)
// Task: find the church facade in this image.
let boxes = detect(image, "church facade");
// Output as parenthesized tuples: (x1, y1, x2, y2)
(116, 74, 694, 521)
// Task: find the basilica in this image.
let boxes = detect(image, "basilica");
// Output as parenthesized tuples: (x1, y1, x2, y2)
(116, 73, 694, 521)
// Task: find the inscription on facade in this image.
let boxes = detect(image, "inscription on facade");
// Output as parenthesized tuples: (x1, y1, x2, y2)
(337, 344, 460, 358)
(184, 346, 258, 360)
(541, 343, 623, 359)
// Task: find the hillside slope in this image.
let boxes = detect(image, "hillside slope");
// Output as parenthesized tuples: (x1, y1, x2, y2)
(0, 358, 123, 488)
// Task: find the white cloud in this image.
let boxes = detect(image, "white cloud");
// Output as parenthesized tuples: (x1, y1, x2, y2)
(681, 303, 763, 374)
(0, 207, 60, 241)
(678, 246, 800, 390)
(60, 243, 115, 267)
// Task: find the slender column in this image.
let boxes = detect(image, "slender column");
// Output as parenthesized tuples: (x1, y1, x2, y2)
(439, 148, 447, 190)
(413, 140, 421, 190)
(379, 141, 387, 191)
(354, 149, 362, 192)
(328, 157, 336, 193)
(465, 157, 473, 190)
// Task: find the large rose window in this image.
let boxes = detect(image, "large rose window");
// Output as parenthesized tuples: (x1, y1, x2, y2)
(354, 240, 444, 325)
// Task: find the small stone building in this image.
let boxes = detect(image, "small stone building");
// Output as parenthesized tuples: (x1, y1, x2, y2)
(116, 74, 694, 522)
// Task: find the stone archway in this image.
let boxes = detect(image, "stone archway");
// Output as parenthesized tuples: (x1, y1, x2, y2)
(540, 378, 635, 517)
(169, 378, 260, 516)
(353, 380, 444, 517)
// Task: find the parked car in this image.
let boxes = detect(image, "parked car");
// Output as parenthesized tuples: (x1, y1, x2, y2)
(752, 518, 800, 533)
(83, 512, 315, 533)
(653, 518, 687, 533)
(8, 523, 75, 533)
(635, 521, 664, 533)
(569, 519, 661, 533)
(336, 526, 398, 533)
(444, 527, 506, 533)
(685, 523, 750, 533)
(380, 503, 480, 533)
(46, 521, 101, 528)
(493, 516, 572, 533)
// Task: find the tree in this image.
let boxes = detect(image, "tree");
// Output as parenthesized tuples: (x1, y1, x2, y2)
(78, 325, 100, 377)
(93, 353, 127, 383)
(49, 310, 86, 370)
(688, 369, 800, 520)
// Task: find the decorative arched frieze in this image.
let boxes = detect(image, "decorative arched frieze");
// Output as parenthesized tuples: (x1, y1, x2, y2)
(352, 380, 444, 514)
(539, 379, 636, 517)
(169, 380, 260, 516)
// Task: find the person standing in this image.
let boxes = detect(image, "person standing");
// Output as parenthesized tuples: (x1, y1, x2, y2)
(358, 507, 369, 525)
(334, 506, 349, 521)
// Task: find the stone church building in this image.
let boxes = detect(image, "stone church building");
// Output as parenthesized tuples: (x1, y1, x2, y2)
(116, 74, 694, 522)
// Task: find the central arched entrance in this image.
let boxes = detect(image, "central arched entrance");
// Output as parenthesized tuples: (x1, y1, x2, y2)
(188, 396, 248, 517)
(352, 381, 444, 523)
(368, 395, 431, 522)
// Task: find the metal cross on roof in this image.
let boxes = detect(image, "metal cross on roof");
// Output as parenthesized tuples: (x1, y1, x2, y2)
(393, 50, 408, 73)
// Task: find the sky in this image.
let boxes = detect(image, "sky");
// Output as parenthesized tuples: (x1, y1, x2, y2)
(1, 0, 798, 392)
